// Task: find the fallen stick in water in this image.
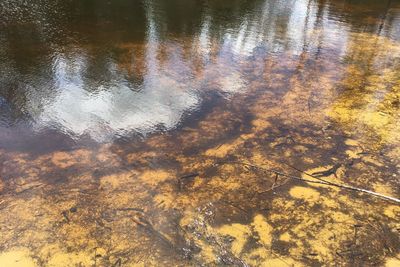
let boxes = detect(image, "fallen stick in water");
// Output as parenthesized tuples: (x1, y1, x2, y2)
(217, 161, 400, 204)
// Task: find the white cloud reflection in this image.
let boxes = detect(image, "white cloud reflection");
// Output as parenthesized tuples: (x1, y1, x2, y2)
(33, 53, 199, 141)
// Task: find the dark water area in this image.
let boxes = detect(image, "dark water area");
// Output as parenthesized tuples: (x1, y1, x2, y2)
(0, 0, 400, 266)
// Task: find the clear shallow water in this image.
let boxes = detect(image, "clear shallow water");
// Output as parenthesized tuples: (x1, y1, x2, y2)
(0, 0, 400, 266)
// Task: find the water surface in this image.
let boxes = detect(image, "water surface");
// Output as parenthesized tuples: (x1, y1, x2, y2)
(0, 0, 400, 266)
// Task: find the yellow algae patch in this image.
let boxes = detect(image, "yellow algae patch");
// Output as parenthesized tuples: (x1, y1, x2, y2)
(384, 206, 400, 219)
(100, 172, 134, 189)
(216, 223, 251, 255)
(251, 151, 266, 166)
(344, 139, 359, 147)
(261, 258, 300, 267)
(51, 151, 75, 168)
(59, 224, 92, 247)
(252, 214, 273, 246)
(373, 183, 394, 197)
(218, 163, 236, 173)
(279, 232, 291, 242)
(96, 147, 119, 165)
(191, 176, 205, 189)
(154, 192, 176, 209)
(287, 211, 355, 262)
(328, 51, 400, 146)
(204, 139, 243, 158)
(362, 155, 384, 167)
(283, 150, 292, 158)
(386, 255, 400, 267)
(51, 149, 91, 168)
(208, 177, 241, 190)
(320, 196, 339, 209)
(179, 210, 196, 228)
(306, 241, 331, 260)
(330, 212, 354, 223)
(252, 119, 271, 131)
(240, 133, 255, 140)
(139, 170, 172, 186)
(126, 151, 157, 164)
(0, 248, 37, 267)
(303, 157, 314, 164)
(196, 240, 217, 264)
(346, 149, 358, 159)
(244, 248, 302, 267)
(178, 211, 222, 263)
(293, 145, 308, 153)
(345, 147, 363, 159)
(289, 186, 320, 202)
(47, 251, 92, 267)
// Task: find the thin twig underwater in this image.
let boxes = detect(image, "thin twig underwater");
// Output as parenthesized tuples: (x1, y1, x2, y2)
(215, 160, 400, 204)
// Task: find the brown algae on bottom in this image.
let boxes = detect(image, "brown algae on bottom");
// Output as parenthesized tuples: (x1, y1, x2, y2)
(0, 30, 400, 266)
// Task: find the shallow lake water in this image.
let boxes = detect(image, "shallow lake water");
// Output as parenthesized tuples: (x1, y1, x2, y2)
(0, 0, 400, 266)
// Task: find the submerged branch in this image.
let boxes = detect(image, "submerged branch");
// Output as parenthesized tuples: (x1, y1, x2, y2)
(217, 161, 400, 204)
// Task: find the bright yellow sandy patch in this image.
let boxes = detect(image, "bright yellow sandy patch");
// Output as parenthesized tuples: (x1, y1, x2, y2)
(384, 206, 400, 219)
(217, 223, 251, 255)
(373, 183, 394, 196)
(0, 248, 37, 267)
(344, 139, 359, 146)
(279, 232, 291, 242)
(139, 170, 171, 186)
(252, 214, 273, 246)
(386, 255, 400, 267)
(289, 186, 320, 202)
